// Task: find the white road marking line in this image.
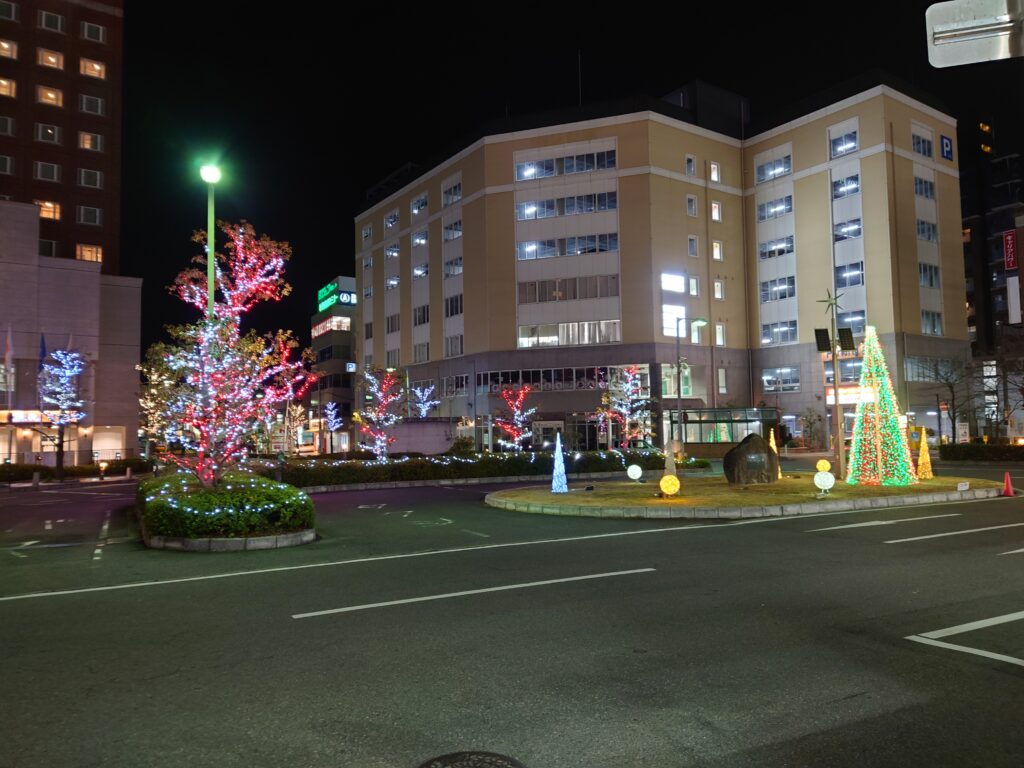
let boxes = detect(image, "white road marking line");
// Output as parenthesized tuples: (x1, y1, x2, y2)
(884, 521, 1024, 544)
(357, 504, 386, 509)
(918, 609, 1024, 639)
(0, 495, 1012, 603)
(999, 547, 1024, 556)
(461, 529, 490, 538)
(402, 510, 413, 518)
(905, 635, 1024, 669)
(292, 568, 656, 619)
(92, 510, 111, 563)
(44, 520, 52, 531)
(809, 513, 961, 532)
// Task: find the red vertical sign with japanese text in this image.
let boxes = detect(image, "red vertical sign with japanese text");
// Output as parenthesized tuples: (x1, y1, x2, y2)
(1004, 230, 1018, 270)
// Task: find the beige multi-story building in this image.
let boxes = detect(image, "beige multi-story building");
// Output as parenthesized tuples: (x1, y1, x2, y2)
(354, 80, 967, 451)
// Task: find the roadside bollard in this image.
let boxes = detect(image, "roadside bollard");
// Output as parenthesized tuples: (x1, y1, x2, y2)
(126, 467, 132, 481)
(31, 471, 40, 489)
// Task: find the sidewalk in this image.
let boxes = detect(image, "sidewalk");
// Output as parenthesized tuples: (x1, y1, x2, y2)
(1, 475, 138, 492)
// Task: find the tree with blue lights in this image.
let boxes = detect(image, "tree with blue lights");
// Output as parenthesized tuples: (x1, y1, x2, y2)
(410, 383, 440, 418)
(324, 401, 343, 454)
(551, 431, 568, 493)
(38, 349, 87, 482)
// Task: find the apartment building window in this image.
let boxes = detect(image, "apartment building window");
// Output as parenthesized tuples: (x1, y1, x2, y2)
(718, 367, 728, 394)
(916, 219, 938, 242)
(833, 218, 862, 241)
(760, 276, 796, 303)
(384, 245, 399, 260)
(445, 334, 464, 357)
(80, 58, 105, 79)
(713, 279, 725, 300)
(837, 310, 866, 335)
(758, 235, 794, 260)
(79, 131, 103, 151)
(36, 86, 62, 107)
(0, 79, 15, 98)
(0, 3, 17, 22)
(443, 220, 462, 241)
(39, 239, 56, 257)
(0, 40, 15, 58)
(386, 314, 400, 334)
(832, 174, 860, 199)
(756, 155, 791, 183)
(517, 199, 552, 220)
(37, 48, 63, 69)
(81, 20, 106, 42)
(362, 256, 373, 270)
(912, 133, 933, 158)
(712, 240, 723, 261)
(0, 116, 12, 135)
(79, 94, 104, 115)
(413, 342, 430, 363)
(78, 168, 103, 188)
(386, 349, 400, 368)
(710, 162, 720, 182)
(75, 244, 102, 262)
(761, 320, 798, 345)
(363, 285, 373, 299)
(686, 194, 697, 217)
(413, 305, 429, 326)
(520, 275, 619, 303)
(824, 358, 864, 386)
(364, 322, 373, 340)
(444, 293, 464, 318)
(443, 375, 469, 397)
(33, 161, 60, 181)
(411, 193, 427, 215)
(0, 155, 12, 175)
(688, 277, 700, 296)
(691, 323, 703, 344)
(516, 233, 618, 261)
(76, 205, 101, 225)
(762, 366, 800, 393)
(38, 10, 64, 32)
(685, 155, 696, 176)
(363, 355, 373, 369)
(442, 181, 462, 207)
(516, 320, 620, 348)
(711, 201, 722, 221)
(715, 324, 726, 347)
(662, 304, 686, 337)
(412, 262, 428, 279)
(919, 262, 941, 288)
(35, 200, 59, 219)
(921, 310, 943, 336)
(835, 261, 864, 288)
(361, 224, 372, 242)
(34, 123, 60, 143)
(757, 195, 792, 221)
(830, 130, 858, 158)
(688, 235, 698, 257)
(914, 177, 936, 199)
(384, 210, 398, 229)
(385, 276, 399, 291)
(412, 230, 427, 246)
(515, 158, 555, 180)
(565, 149, 616, 174)
(444, 256, 463, 277)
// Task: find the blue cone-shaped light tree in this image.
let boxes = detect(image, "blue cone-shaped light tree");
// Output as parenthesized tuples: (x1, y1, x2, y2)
(552, 431, 568, 493)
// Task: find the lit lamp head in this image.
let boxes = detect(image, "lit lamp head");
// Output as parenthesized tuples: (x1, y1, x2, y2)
(691, 317, 709, 328)
(200, 165, 221, 184)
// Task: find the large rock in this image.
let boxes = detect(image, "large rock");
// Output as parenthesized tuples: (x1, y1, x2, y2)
(723, 433, 779, 485)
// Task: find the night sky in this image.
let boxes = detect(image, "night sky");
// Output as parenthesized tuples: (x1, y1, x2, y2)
(121, 3, 1024, 354)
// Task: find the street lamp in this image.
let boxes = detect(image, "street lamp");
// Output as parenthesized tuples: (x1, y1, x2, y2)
(674, 316, 693, 456)
(690, 317, 709, 410)
(200, 164, 221, 318)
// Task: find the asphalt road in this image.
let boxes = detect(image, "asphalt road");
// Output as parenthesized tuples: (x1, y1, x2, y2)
(1, 466, 1023, 768)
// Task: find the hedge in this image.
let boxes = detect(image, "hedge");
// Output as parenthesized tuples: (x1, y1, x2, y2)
(249, 450, 709, 488)
(138, 472, 315, 538)
(939, 444, 1024, 461)
(1, 458, 152, 483)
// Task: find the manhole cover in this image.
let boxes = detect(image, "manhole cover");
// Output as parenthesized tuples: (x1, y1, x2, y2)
(417, 752, 525, 768)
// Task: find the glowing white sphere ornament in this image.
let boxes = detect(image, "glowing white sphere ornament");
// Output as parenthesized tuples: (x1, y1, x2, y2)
(814, 471, 836, 492)
(626, 464, 643, 481)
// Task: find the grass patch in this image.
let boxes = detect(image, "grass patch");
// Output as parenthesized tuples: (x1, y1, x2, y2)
(491, 474, 1001, 509)
(139, 471, 315, 538)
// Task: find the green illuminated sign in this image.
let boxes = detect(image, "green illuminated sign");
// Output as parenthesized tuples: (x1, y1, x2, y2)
(317, 280, 338, 302)
(318, 294, 338, 312)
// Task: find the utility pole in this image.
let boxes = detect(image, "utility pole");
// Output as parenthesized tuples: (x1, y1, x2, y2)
(818, 289, 847, 481)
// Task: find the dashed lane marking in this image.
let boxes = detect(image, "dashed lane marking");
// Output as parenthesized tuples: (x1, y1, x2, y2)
(808, 513, 960, 532)
(885, 521, 1024, 544)
(906, 609, 1024, 669)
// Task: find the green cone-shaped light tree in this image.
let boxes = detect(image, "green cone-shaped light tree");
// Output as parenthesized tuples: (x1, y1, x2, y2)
(846, 326, 918, 486)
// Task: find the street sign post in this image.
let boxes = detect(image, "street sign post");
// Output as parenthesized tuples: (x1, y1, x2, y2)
(926, 1, 1024, 68)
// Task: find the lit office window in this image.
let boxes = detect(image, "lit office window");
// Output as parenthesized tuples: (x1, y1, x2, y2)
(37, 48, 63, 69)
(0, 39, 15, 59)
(0, 79, 15, 98)
(79, 58, 105, 79)
(712, 240, 723, 261)
(757, 195, 792, 221)
(834, 262, 864, 288)
(713, 279, 725, 300)
(79, 131, 103, 151)
(711, 201, 722, 221)
(830, 130, 858, 158)
(833, 218, 862, 242)
(384, 210, 398, 229)
(832, 174, 860, 199)
(755, 155, 791, 183)
(76, 244, 102, 262)
(35, 200, 60, 219)
(36, 86, 62, 107)
(411, 193, 427, 215)
(710, 162, 720, 182)
(715, 324, 726, 347)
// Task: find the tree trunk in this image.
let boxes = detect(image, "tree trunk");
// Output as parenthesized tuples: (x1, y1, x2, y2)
(56, 423, 65, 483)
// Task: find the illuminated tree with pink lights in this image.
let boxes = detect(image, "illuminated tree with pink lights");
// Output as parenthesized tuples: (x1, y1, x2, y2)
(494, 385, 536, 450)
(606, 366, 651, 448)
(151, 221, 316, 487)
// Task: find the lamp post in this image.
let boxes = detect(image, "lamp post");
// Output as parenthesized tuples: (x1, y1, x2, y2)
(199, 164, 221, 318)
(691, 316, 709, 405)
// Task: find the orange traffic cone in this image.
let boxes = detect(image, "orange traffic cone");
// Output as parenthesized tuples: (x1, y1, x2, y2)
(1003, 472, 1015, 497)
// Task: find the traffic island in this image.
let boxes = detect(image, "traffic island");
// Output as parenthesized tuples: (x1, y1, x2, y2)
(484, 474, 1004, 519)
(137, 472, 317, 551)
